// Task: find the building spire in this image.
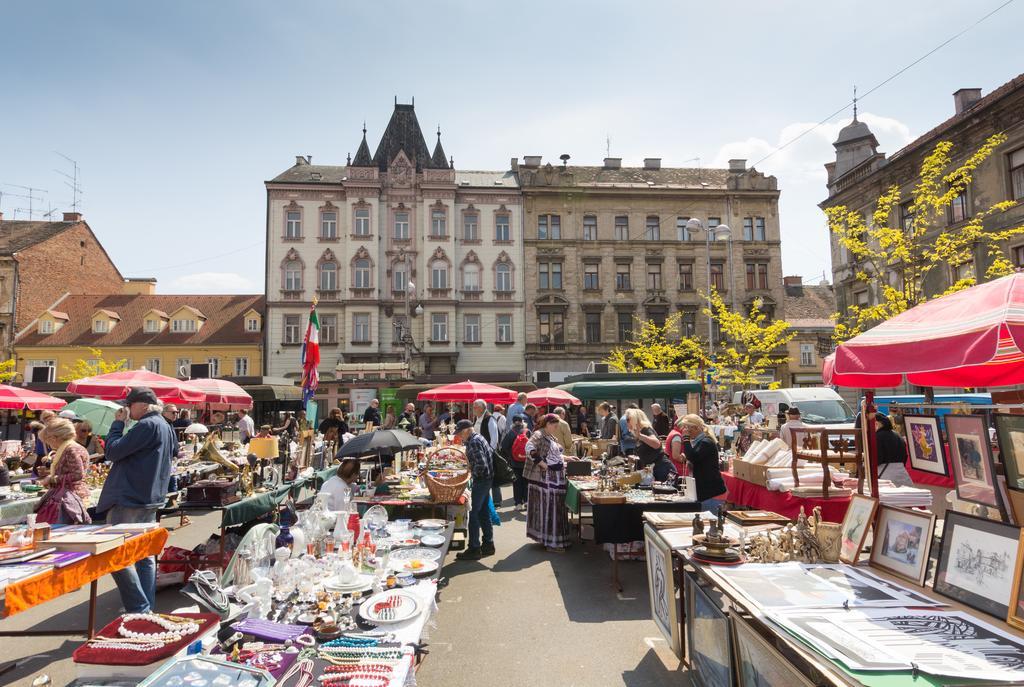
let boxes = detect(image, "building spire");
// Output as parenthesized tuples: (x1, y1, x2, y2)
(351, 122, 373, 166)
(430, 125, 449, 169)
(852, 85, 858, 121)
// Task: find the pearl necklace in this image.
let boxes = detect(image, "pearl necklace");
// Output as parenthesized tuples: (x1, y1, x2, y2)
(118, 612, 200, 642)
(88, 636, 165, 652)
(319, 676, 389, 687)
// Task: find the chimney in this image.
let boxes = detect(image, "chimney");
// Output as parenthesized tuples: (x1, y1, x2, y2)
(295, 155, 311, 166)
(510, 157, 519, 172)
(783, 275, 803, 286)
(643, 158, 661, 170)
(729, 159, 747, 173)
(123, 277, 158, 295)
(603, 157, 622, 170)
(523, 155, 542, 168)
(63, 212, 83, 222)
(953, 88, 982, 115)
(0, 211, 4, 221)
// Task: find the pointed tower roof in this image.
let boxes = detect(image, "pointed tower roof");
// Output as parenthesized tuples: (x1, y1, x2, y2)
(372, 102, 432, 171)
(351, 123, 373, 166)
(429, 126, 450, 169)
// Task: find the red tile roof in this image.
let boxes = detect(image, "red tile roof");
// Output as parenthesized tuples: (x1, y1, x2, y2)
(16, 294, 265, 347)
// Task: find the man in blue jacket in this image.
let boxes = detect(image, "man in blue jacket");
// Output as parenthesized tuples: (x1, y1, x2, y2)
(97, 386, 178, 613)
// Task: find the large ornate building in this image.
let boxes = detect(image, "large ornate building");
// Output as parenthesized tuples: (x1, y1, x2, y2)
(517, 156, 785, 383)
(823, 73, 1024, 315)
(264, 102, 525, 400)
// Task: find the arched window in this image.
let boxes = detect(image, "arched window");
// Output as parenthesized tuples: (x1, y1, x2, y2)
(431, 260, 449, 289)
(319, 261, 338, 291)
(284, 260, 302, 291)
(354, 259, 371, 288)
(463, 263, 481, 292)
(495, 262, 512, 292)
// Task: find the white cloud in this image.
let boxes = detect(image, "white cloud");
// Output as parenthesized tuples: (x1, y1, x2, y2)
(714, 113, 914, 283)
(168, 271, 258, 294)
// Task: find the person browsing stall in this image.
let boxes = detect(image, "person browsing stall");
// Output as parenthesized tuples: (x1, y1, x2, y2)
(551, 406, 574, 452)
(507, 393, 527, 429)
(454, 420, 495, 561)
(779, 406, 806, 448)
(650, 403, 671, 437)
(75, 419, 105, 463)
(237, 407, 255, 444)
(679, 414, 727, 510)
(97, 387, 178, 614)
(363, 399, 382, 428)
(626, 408, 675, 482)
(320, 458, 361, 511)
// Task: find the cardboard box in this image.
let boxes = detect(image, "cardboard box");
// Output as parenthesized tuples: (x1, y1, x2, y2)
(731, 457, 772, 488)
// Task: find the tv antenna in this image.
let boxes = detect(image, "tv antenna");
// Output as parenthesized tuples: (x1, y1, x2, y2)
(0, 184, 47, 219)
(606, 135, 611, 158)
(54, 152, 82, 212)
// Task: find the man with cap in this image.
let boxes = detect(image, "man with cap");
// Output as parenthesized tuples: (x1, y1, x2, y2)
(97, 387, 178, 613)
(779, 406, 806, 448)
(453, 419, 495, 561)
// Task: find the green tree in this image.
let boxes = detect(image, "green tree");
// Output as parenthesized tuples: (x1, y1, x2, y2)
(827, 133, 1024, 343)
(702, 290, 795, 389)
(59, 348, 128, 382)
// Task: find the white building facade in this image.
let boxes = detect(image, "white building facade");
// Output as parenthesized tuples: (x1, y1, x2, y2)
(264, 102, 525, 383)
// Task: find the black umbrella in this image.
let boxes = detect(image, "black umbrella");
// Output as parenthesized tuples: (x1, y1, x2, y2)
(335, 429, 422, 458)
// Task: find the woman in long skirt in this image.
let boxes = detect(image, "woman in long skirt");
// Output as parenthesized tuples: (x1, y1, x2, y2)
(525, 413, 571, 552)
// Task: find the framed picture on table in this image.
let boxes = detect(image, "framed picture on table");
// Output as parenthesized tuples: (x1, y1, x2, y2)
(839, 494, 878, 564)
(643, 524, 681, 658)
(730, 612, 815, 687)
(994, 413, 1024, 492)
(1008, 527, 1024, 631)
(934, 511, 1021, 620)
(946, 414, 1005, 516)
(869, 505, 936, 585)
(685, 572, 734, 687)
(903, 414, 948, 476)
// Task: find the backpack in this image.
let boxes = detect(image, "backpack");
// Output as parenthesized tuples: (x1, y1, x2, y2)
(511, 432, 529, 463)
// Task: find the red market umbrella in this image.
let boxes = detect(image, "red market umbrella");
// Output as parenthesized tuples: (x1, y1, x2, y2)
(0, 385, 66, 411)
(67, 369, 205, 404)
(525, 387, 581, 407)
(416, 380, 518, 404)
(825, 272, 1024, 388)
(187, 378, 253, 408)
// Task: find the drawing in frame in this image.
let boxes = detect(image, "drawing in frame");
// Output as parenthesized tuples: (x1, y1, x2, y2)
(684, 572, 734, 687)
(729, 611, 814, 687)
(839, 494, 878, 564)
(946, 414, 1004, 515)
(933, 510, 1021, 620)
(869, 505, 936, 586)
(1009, 527, 1024, 631)
(643, 524, 681, 658)
(994, 412, 1024, 492)
(903, 414, 948, 476)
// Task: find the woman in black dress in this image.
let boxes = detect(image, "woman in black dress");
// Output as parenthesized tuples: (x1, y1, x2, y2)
(679, 414, 727, 510)
(624, 408, 675, 482)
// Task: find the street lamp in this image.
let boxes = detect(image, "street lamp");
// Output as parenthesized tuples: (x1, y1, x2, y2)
(686, 218, 732, 356)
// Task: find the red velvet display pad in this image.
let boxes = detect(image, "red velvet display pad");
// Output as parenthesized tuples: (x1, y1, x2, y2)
(903, 456, 955, 489)
(721, 470, 852, 522)
(73, 613, 220, 666)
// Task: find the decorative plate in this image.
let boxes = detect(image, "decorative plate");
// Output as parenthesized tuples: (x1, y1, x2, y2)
(391, 558, 439, 575)
(388, 547, 443, 563)
(390, 537, 420, 548)
(324, 573, 375, 593)
(416, 519, 446, 530)
(358, 590, 420, 624)
(419, 533, 446, 547)
(362, 505, 389, 532)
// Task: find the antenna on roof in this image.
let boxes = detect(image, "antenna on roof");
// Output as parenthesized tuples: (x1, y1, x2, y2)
(852, 85, 858, 121)
(606, 135, 610, 158)
(0, 184, 48, 219)
(54, 151, 82, 212)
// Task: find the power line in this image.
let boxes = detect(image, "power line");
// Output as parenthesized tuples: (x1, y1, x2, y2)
(747, 0, 1017, 171)
(136, 240, 264, 273)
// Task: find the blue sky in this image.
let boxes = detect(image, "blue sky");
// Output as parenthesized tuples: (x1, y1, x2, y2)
(1, 0, 1020, 293)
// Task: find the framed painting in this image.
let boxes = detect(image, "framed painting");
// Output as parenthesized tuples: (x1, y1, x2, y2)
(644, 524, 680, 658)
(869, 505, 936, 586)
(994, 413, 1024, 492)
(934, 511, 1021, 620)
(730, 612, 814, 687)
(839, 494, 878, 564)
(903, 414, 948, 476)
(946, 414, 1003, 514)
(1010, 527, 1024, 631)
(685, 572, 734, 687)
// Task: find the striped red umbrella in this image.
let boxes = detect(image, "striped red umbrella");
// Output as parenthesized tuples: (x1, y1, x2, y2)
(416, 380, 517, 404)
(67, 369, 205, 404)
(0, 384, 66, 411)
(187, 378, 253, 407)
(525, 387, 581, 407)
(826, 272, 1024, 388)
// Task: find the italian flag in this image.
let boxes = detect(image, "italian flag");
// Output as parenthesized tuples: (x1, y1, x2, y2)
(301, 306, 320, 402)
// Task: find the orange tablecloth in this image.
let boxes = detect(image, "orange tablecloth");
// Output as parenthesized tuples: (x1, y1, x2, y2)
(2, 528, 169, 617)
(721, 471, 852, 522)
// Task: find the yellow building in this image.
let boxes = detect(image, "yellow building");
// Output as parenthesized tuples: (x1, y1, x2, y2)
(14, 291, 264, 383)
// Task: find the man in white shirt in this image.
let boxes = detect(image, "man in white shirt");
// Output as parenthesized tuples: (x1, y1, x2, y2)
(745, 403, 765, 426)
(492, 404, 508, 437)
(472, 399, 499, 450)
(320, 459, 360, 511)
(237, 408, 255, 444)
(779, 407, 805, 448)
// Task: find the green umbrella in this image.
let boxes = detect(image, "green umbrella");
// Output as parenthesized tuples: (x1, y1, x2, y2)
(64, 398, 124, 437)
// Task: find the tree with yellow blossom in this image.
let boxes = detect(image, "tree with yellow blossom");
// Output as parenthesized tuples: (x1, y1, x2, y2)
(827, 133, 1024, 343)
(59, 348, 128, 382)
(604, 312, 706, 377)
(702, 290, 795, 389)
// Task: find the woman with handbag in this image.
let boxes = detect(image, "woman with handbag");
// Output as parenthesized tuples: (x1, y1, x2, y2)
(524, 414, 570, 552)
(37, 418, 92, 524)
(626, 408, 675, 482)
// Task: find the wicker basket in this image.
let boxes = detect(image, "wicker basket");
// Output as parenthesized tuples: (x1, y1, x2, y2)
(422, 446, 470, 504)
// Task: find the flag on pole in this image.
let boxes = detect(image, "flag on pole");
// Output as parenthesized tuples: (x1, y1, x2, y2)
(300, 302, 320, 403)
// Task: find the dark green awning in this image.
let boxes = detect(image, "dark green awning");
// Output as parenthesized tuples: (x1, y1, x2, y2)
(555, 379, 701, 401)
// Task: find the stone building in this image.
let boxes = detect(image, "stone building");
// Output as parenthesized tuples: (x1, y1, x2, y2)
(518, 156, 784, 383)
(823, 73, 1024, 314)
(0, 212, 124, 363)
(264, 102, 525, 407)
(781, 276, 836, 387)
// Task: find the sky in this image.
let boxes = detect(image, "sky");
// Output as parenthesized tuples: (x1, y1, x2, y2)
(1, 0, 1020, 293)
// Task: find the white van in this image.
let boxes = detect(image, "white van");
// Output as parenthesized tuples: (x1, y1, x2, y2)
(731, 387, 854, 425)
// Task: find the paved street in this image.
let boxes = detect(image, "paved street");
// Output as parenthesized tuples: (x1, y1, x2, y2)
(417, 486, 686, 687)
